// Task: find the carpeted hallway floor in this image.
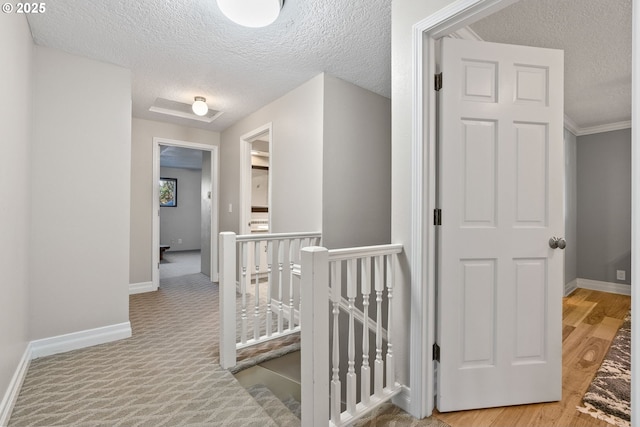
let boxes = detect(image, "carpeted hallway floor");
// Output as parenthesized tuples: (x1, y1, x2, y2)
(8, 273, 279, 427)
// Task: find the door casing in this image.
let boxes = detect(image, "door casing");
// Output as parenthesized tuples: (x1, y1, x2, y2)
(407, 0, 639, 421)
(152, 137, 220, 291)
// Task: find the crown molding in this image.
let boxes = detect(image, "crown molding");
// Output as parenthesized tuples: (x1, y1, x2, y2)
(575, 120, 632, 136)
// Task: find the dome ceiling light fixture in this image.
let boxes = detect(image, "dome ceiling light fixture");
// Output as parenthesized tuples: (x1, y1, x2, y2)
(192, 96, 209, 116)
(216, 0, 284, 28)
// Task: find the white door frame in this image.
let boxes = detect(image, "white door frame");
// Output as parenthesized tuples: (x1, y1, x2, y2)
(152, 137, 220, 290)
(408, 0, 639, 420)
(239, 123, 273, 235)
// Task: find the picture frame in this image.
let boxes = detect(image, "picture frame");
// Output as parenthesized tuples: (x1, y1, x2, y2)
(159, 177, 177, 207)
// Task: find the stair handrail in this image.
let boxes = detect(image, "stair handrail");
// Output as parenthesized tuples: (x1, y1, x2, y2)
(219, 231, 321, 369)
(292, 262, 390, 341)
(300, 243, 404, 427)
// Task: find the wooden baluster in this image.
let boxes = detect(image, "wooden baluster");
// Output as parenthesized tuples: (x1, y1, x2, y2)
(277, 240, 285, 333)
(289, 239, 298, 330)
(361, 257, 371, 406)
(240, 241, 248, 344)
(330, 260, 342, 424)
(346, 258, 357, 414)
(266, 240, 273, 337)
(254, 241, 261, 340)
(386, 253, 395, 388)
(374, 255, 384, 395)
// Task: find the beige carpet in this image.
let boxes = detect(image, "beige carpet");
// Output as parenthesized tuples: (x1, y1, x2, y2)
(9, 271, 449, 427)
(9, 273, 279, 427)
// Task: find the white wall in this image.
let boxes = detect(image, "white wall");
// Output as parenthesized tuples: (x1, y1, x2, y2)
(564, 128, 578, 286)
(0, 14, 32, 418)
(160, 167, 202, 251)
(220, 74, 324, 235)
(322, 75, 391, 249)
(29, 47, 132, 340)
(391, 0, 455, 394)
(130, 118, 219, 284)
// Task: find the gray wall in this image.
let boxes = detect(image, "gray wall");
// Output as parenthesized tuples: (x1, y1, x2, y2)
(0, 14, 32, 414)
(564, 128, 578, 285)
(323, 75, 392, 249)
(30, 46, 132, 339)
(160, 167, 203, 251)
(219, 74, 324, 235)
(577, 128, 631, 285)
(130, 118, 219, 285)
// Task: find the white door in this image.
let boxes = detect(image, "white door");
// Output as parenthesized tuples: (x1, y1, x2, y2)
(436, 37, 564, 412)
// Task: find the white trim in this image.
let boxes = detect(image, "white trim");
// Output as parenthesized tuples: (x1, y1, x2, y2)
(448, 26, 483, 41)
(152, 137, 220, 289)
(0, 343, 31, 427)
(574, 121, 632, 136)
(631, 3, 639, 426)
(563, 115, 580, 136)
(392, 384, 412, 412)
(576, 278, 632, 296)
(30, 322, 132, 359)
(410, 0, 518, 418)
(129, 281, 155, 295)
(564, 279, 578, 296)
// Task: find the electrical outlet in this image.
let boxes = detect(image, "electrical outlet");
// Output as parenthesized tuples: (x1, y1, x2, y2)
(178, 238, 182, 244)
(616, 270, 626, 281)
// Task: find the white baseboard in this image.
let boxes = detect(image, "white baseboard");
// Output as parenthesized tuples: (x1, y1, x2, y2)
(564, 279, 578, 296)
(31, 322, 132, 359)
(0, 343, 32, 427)
(392, 384, 412, 416)
(129, 281, 155, 295)
(577, 278, 631, 296)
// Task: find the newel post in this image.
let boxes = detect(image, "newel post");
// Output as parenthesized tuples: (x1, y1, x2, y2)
(300, 246, 330, 427)
(219, 232, 237, 369)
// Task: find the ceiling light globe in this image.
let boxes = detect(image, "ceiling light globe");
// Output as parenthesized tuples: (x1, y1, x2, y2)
(217, 0, 283, 28)
(192, 97, 208, 116)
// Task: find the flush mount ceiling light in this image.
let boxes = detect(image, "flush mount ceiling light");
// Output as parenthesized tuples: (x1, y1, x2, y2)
(192, 96, 208, 116)
(216, 0, 283, 28)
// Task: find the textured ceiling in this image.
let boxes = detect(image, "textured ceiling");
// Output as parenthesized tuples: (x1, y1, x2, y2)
(470, 0, 632, 130)
(26, 0, 391, 132)
(26, 0, 630, 134)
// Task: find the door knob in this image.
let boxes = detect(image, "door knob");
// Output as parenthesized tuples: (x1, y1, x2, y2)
(548, 237, 566, 250)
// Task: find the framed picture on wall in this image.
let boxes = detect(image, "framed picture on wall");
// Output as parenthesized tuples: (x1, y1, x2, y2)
(159, 177, 177, 207)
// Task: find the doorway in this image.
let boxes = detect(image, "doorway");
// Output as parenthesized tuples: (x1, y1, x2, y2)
(240, 123, 272, 237)
(152, 137, 219, 291)
(405, 0, 638, 419)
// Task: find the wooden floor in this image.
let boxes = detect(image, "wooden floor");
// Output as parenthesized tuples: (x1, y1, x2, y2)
(434, 288, 631, 427)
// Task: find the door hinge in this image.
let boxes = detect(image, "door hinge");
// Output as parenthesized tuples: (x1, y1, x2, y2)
(434, 208, 442, 226)
(433, 343, 441, 362)
(434, 72, 443, 91)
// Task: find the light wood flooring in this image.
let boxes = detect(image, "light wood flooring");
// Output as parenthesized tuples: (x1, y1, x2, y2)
(434, 288, 631, 427)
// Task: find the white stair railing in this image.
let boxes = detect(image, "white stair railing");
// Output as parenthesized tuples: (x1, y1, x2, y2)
(219, 231, 321, 369)
(300, 243, 403, 427)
